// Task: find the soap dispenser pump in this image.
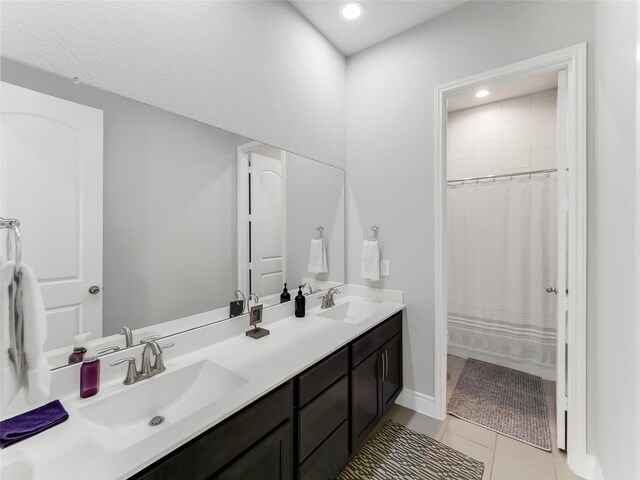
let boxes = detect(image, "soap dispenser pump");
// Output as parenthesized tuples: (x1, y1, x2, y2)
(80, 344, 100, 399)
(69, 332, 90, 365)
(280, 283, 291, 303)
(295, 286, 306, 318)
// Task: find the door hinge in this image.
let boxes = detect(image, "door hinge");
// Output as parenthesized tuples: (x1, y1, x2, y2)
(560, 394, 568, 412)
(559, 292, 568, 312)
(248, 262, 253, 269)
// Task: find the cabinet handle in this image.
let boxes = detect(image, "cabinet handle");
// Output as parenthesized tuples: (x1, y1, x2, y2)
(384, 349, 389, 379)
(380, 352, 386, 380)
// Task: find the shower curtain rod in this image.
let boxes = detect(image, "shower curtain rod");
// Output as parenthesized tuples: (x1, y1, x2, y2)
(447, 168, 557, 184)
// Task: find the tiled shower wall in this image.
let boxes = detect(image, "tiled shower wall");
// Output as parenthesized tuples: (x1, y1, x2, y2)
(447, 89, 557, 180)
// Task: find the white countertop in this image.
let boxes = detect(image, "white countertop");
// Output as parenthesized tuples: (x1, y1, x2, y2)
(0, 285, 404, 480)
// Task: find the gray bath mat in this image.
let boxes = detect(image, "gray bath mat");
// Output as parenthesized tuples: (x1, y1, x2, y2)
(338, 420, 484, 480)
(448, 358, 551, 451)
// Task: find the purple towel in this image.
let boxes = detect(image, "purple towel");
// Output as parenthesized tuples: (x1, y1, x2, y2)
(0, 400, 68, 448)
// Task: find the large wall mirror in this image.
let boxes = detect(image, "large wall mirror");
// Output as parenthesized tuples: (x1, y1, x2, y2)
(0, 58, 345, 370)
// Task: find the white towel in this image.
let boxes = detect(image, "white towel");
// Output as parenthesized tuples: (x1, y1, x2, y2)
(15, 263, 50, 404)
(1, 262, 18, 405)
(361, 240, 380, 281)
(308, 238, 328, 274)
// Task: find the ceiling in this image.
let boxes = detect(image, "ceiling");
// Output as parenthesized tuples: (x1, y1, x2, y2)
(447, 71, 559, 112)
(288, 1, 466, 57)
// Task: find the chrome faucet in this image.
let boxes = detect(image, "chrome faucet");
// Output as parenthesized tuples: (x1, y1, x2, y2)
(109, 340, 173, 385)
(320, 287, 341, 309)
(301, 283, 315, 296)
(120, 325, 133, 348)
(141, 341, 162, 377)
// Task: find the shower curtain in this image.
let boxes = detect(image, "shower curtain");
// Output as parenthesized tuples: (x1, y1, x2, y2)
(447, 173, 557, 375)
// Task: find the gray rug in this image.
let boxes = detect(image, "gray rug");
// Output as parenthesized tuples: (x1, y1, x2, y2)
(338, 420, 484, 480)
(448, 358, 551, 451)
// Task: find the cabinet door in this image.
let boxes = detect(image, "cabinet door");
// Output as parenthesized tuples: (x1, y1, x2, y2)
(382, 334, 402, 413)
(351, 350, 382, 450)
(216, 422, 292, 480)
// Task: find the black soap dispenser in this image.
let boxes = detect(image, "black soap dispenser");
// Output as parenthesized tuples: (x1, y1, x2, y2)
(295, 286, 306, 318)
(280, 283, 291, 303)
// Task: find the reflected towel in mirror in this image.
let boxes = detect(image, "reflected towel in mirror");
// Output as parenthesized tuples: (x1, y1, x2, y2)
(361, 240, 380, 281)
(1, 262, 18, 405)
(15, 264, 50, 404)
(308, 238, 328, 274)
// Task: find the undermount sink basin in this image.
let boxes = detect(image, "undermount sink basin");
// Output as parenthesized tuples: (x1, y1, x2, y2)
(316, 300, 383, 325)
(77, 360, 248, 429)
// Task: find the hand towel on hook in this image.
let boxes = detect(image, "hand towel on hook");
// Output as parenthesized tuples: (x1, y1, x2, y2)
(361, 240, 380, 281)
(308, 238, 328, 274)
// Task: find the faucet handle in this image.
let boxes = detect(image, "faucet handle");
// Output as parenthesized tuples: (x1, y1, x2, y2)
(98, 346, 121, 356)
(140, 335, 161, 344)
(109, 357, 139, 385)
(153, 344, 174, 373)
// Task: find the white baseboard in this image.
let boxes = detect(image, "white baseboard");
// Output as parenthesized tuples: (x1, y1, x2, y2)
(585, 454, 603, 480)
(448, 345, 556, 381)
(395, 388, 436, 418)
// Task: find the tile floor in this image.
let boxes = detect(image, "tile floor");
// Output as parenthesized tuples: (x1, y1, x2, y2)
(368, 355, 583, 480)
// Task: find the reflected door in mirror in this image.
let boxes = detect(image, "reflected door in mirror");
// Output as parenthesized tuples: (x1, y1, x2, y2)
(249, 152, 284, 298)
(0, 82, 103, 350)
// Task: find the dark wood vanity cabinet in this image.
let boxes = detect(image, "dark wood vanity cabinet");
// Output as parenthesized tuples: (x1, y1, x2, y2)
(350, 312, 403, 451)
(131, 383, 293, 480)
(130, 311, 403, 480)
(294, 347, 349, 480)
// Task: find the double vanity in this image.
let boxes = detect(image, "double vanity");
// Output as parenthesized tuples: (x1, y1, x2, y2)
(0, 286, 404, 480)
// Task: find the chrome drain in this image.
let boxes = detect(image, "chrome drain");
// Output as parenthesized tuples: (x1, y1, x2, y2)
(149, 416, 165, 427)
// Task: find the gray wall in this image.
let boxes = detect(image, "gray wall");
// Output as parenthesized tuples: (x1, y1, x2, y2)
(346, 1, 636, 477)
(591, 2, 638, 478)
(1, 58, 252, 335)
(0, 1, 346, 168)
(285, 152, 345, 288)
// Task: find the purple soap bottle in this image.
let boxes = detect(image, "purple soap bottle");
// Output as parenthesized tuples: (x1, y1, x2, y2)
(80, 344, 100, 399)
(68, 332, 90, 364)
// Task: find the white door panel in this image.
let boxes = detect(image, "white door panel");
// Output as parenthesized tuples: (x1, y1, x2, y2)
(0, 82, 103, 349)
(249, 153, 283, 299)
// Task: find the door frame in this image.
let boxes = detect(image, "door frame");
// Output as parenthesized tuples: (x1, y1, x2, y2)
(433, 44, 587, 476)
(237, 141, 286, 296)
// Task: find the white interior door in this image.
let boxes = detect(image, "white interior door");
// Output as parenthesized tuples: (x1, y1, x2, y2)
(249, 152, 283, 299)
(554, 69, 569, 451)
(0, 82, 103, 350)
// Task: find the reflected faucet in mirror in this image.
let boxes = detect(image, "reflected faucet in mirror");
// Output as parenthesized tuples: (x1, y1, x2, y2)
(120, 326, 134, 348)
(301, 283, 316, 296)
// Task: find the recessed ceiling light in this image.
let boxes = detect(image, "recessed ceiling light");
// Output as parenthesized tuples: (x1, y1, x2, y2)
(475, 90, 489, 98)
(340, 2, 364, 21)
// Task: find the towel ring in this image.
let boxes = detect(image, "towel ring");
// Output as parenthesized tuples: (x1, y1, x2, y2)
(1, 217, 22, 279)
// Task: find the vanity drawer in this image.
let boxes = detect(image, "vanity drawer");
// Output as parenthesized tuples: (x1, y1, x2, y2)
(300, 420, 348, 480)
(297, 347, 348, 408)
(133, 382, 292, 480)
(351, 311, 402, 367)
(298, 375, 348, 463)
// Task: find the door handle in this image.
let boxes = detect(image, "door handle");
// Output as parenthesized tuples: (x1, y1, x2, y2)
(545, 286, 558, 294)
(89, 285, 100, 295)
